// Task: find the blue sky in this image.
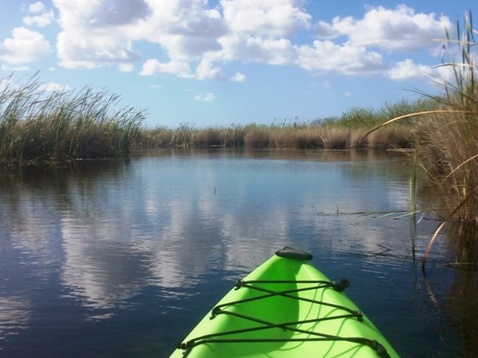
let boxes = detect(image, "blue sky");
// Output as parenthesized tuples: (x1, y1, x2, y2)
(0, 0, 474, 128)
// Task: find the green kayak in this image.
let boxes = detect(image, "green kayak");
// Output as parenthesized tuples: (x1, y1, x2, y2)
(170, 247, 400, 358)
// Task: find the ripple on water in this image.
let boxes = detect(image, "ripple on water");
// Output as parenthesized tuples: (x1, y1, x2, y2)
(0, 296, 31, 338)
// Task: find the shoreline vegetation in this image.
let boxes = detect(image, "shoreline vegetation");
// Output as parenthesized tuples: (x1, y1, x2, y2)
(0, 75, 432, 164)
(0, 74, 145, 165)
(413, 12, 478, 266)
(137, 98, 431, 151)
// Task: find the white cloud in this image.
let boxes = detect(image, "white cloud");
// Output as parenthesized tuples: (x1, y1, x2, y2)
(1, 64, 31, 72)
(221, 0, 311, 37)
(23, 9, 55, 27)
(38, 82, 71, 92)
(0, 77, 11, 91)
(22, 1, 54, 27)
(196, 58, 222, 80)
(0, 27, 51, 64)
(51, 0, 312, 73)
(52, 0, 228, 71)
(387, 59, 433, 80)
(231, 72, 246, 82)
(57, 29, 140, 68)
(317, 5, 451, 52)
(1, 1, 452, 83)
(118, 63, 134, 72)
(54, 0, 149, 68)
(139, 59, 161, 76)
(139, 59, 192, 77)
(219, 35, 294, 65)
(296, 40, 385, 75)
(28, 1, 45, 13)
(53, 0, 151, 29)
(194, 92, 215, 102)
(297, 5, 452, 77)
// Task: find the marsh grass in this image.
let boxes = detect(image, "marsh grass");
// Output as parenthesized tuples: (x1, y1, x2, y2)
(414, 12, 478, 226)
(1, 75, 429, 164)
(154, 124, 407, 150)
(139, 105, 424, 151)
(0, 75, 145, 165)
(362, 12, 478, 266)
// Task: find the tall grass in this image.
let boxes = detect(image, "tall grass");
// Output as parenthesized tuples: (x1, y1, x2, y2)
(0, 75, 145, 165)
(416, 12, 478, 224)
(418, 12, 478, 268)
(0, 75, 433, 164)
(361, 12, 478, 266)
(138, 99, 430, 150)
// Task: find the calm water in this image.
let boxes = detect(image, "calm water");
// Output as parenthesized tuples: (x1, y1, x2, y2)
(0, 149, 471, 357)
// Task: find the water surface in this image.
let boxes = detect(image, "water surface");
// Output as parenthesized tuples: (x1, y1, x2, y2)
(0, 149, 468, 357)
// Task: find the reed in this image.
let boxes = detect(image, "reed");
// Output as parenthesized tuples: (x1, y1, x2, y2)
(360, 12, 478, 267)
(194, 127, 222, 147)
(269, 125, 324, 149)
(138, 126, 174, 148)
(0, 75, 145, 165)
(0, 76, 430, 165)
(415, 12, 478, 224)
(220, 124, 246, 147)
(137, 103, 424, 151)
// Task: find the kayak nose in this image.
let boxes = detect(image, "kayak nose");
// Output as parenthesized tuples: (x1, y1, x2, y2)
(275, 247, 313, 261)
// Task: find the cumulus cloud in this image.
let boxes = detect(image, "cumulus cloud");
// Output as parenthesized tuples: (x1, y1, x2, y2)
(0, 77, 11, 91)
(56, 28, 141, 68)
(49, 0, 313, 74)
(53, 0, 151, 29)
(231, 72, 246, 82)
(28, 1, 45, 13)
(118, 63, 135, 72)
(139, 59, 192, 77)
(296, 40, 385, 75)
(316, 5, 451, 52)
(52, 0, 227, 71)
(0, 1, 454, 82)
(0, 27, 51, 64)
(387, 59, 433, 80)
(88, 0, 151, 27)
(194, 92, 215, 102)
(219, 35, 294, 65)
(38, 82, 71, 92)
(23, 10, 55, 27)
(22, 1, 54, 28)
(221, 0, 311, 37)
(196, 58, 222, 80)
(54, 0, 150, 68)
(1, 64, 31, 72)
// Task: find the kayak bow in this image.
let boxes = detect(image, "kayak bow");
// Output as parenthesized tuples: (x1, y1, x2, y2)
(171, 247, 400, 357)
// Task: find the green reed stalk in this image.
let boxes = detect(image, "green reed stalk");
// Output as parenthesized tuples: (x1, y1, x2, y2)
(0, 74, 145, 165)
(363, 11, 478, 268)
(409, 151, 418, 260)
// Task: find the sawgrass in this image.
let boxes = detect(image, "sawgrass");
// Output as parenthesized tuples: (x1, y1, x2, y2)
(412, 13, 478, 226)
(0, 74, 432, 165)
(420, 13, 478, 268)
(0, 75, 145, 165)
(138, 99, 429, 150)
(360, 12, 478, 267)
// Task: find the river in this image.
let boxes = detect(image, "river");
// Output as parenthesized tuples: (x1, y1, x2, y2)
(0, 149, 469, 357)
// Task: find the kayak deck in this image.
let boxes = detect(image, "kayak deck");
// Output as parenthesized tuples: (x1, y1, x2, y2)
(171, 248, 399, 357)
